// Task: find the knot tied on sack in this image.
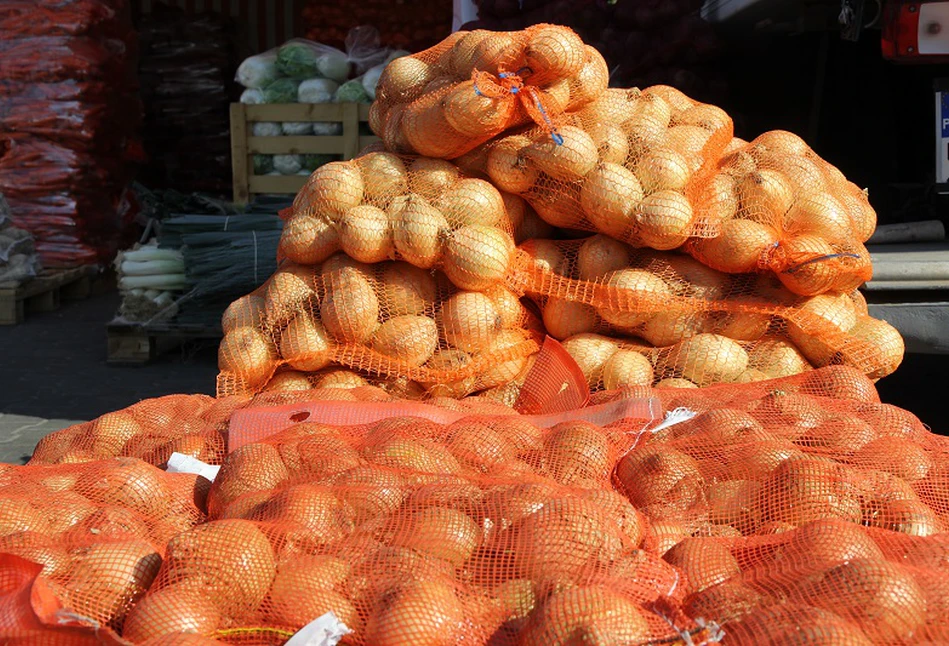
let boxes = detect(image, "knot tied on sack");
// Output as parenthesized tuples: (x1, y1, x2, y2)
(762, 240, 862, 274)
(471, 67, 565, 146)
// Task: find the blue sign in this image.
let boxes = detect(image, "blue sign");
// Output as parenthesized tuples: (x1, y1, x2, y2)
(942, 92, 949, 138)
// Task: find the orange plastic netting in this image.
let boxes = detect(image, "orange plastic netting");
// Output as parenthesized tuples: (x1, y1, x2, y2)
(2, 364, 948, 644)
(460, 92, 873, 297)
(2, 22, 937, 646)
(215, 255, 543, 399)
(286, 153, 523, 292)
(510, 236, 902, 389)
(0, 458, 210, 637)
(370, 25, 608, 159)
(28, 395, 234, 467)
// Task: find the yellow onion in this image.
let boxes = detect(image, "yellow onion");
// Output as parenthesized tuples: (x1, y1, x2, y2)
(580, 163, 643, 239)
(392, 195, 449, 269)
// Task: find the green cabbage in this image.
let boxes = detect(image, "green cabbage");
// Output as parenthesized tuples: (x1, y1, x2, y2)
(262, 78, 300, 104)
(236, 53, 279, 89)
(335, 79, 370, 103)
(276, 42, 320, 79)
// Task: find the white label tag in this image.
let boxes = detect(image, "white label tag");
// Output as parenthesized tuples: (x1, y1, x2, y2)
(284, 612, 352, 646)
(165, 452, 221, 482)
(650, 407, 699, 433)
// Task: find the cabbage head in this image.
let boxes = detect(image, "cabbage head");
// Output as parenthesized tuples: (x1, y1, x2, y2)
(276, 42, 320, 79)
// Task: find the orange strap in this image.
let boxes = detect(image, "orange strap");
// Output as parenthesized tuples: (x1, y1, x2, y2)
(471, 68, 564, 145)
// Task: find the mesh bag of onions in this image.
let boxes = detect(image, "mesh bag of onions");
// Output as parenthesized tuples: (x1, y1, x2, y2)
(216, 254, 542, 398)
(0, 457, 210, 639)
(2, 365, 949, 643)
(511, 235, 903, 390)
(469, 86, 734, 251)
(286, 152, 524, 292)
(370, 24, 608, 159)
(464, 84, 872, 297)
(28, 394, 233, 467)
(687, 130, 875, 296)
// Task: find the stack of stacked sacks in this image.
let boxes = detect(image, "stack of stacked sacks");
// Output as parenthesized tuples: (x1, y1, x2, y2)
(0, 0, 142, 267)
(218, 24, 901, 401)
(4, 26, 944, 646)
(7, 363, 949, 644)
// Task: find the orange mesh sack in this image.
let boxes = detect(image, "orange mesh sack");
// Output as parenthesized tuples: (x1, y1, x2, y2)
(217, 255, 542, 398)
(287, 152, 526, 292)
(512, 236, 903, 388)
(470, 85, 734, 253)
(28, 394, 230, 467)
(687, 130, 876, 295)
(612, 367, 949, 541)
(122, 411, 718, 645)
(670, 522, 949, 644)
(369, 25, 608, 159)
(0, 458, 210, 636)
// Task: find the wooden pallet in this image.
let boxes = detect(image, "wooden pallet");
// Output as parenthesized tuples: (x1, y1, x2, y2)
(230, 102, 379, 205)
(0, 266, 99, 325)
(106, 320, 222, 365)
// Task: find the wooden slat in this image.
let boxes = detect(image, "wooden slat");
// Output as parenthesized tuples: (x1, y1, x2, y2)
(248, 135, 347, 155)
(232, 102, 373, 204)
(249, 175, 309, 194)
(245, 103, 349, 122)
(230, 103, 251, 204)
(0, 267, 97, 325)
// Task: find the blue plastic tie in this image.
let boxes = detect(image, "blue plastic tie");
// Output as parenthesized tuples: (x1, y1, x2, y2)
(532, 93, 564, 146)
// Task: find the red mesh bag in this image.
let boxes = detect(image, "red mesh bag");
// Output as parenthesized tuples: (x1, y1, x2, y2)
(287, 153, 526, 292)
(470, 86, 734, 253)
(0, 37, 128, 84)
(28, 394, 229, 467)
(369, 25, 608, 159)
(216, 255, 543, 399)
(510, 236, 902, 388)
(0, 458, 209, 638)
(687, 131, 875, 296)
(0, 0, 116, 38)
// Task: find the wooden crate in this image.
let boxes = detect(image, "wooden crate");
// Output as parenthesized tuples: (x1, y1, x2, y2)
(230, 102, 379, 204)
(0, 266, 99, 325)
(106, 320, 222, 365)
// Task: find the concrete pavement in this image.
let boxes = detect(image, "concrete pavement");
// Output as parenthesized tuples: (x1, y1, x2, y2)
(0, 291, 217, 463)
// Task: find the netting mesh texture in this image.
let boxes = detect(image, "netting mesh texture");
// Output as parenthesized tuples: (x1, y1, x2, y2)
(3, 365, 949, 644)
(512, 236, 902, 389)
(370, 25, 608, 159)
(3, 23, 935, 646)
(215, 256, 543, 399)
